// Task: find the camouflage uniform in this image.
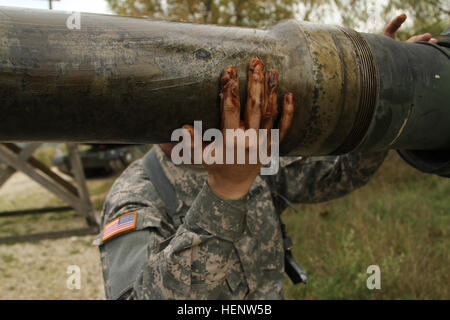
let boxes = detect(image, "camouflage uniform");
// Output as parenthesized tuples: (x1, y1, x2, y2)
(94, 145, 387, 299)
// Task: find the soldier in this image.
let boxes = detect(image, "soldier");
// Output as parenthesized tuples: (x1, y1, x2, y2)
(94, 15, 437, 299)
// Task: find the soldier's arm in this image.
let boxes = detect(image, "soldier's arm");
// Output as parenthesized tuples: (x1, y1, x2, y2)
(182, 58, 294, 200)
(133, 181, 248, 299)
(98, 57, 293, 299)
(97, 160, 247, 300)
(269, 151, 387, 204)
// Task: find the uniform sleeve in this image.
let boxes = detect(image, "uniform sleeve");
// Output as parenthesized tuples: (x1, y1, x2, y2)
(133, 182, 247, 300)
(98, 161, 248, 300)
(266, 151, 388, 204)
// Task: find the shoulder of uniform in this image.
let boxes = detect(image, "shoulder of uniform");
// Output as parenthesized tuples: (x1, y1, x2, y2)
(102, 159, 165, 222)
(107, 159, 149, 194)
(279, 156, 302, 168)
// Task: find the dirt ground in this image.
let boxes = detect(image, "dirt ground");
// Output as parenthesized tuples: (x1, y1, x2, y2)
(0, 235, 105, 299)
(0, 170, 110, 299)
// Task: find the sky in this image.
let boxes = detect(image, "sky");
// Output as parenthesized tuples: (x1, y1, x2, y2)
(0, 0, 114, 14)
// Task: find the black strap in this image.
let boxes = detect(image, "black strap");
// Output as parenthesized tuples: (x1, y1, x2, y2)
(279, 216, 308, 284)
(142, 148, 180, 219)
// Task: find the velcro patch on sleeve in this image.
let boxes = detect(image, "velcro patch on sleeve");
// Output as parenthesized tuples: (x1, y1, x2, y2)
(102, 211, 137, 241)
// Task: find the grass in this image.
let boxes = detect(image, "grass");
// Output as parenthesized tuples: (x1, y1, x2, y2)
(32, 144, 66, 167)
(0, 149, 448, 299)
(283, 151, 449, 299)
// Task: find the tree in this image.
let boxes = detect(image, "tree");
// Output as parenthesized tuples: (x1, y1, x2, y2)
(107, 0, 296, 27)
(296, 0, 449, 38)
(107, 0, 449, 37)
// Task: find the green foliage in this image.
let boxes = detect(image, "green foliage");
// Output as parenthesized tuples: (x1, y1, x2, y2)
(33, 144, 62, 167)
(283, 151, 450, 299)
(107, 0, 296, 27)
(107, 0, 449, 36)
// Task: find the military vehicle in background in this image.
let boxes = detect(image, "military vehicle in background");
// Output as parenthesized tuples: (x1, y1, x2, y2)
(52, 144, 150, 178)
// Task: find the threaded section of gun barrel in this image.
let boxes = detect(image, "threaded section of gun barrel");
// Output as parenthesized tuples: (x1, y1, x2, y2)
(332, 27, 378, 154)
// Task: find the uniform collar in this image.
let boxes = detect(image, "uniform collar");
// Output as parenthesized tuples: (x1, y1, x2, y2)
(154, 145, 207, 204)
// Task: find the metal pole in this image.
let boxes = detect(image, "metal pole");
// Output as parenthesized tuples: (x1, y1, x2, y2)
(0, 7, 448, 157)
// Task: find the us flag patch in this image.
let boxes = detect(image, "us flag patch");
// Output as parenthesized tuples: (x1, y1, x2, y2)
(102, 211, 137, 241)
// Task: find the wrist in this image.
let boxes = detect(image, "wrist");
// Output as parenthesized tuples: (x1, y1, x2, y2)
(184, 182, 247, 242)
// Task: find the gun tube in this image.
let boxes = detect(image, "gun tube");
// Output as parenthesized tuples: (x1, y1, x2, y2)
(0, 7, 449, 159)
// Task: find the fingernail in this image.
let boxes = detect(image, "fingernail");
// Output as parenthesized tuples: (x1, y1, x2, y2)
(221, 66, 237, 86)
(285, 92, 293, 103)
(249, 57, 264, 72)
(430, 38, 438, 43)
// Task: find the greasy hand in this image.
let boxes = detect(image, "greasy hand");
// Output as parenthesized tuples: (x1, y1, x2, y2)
(384, 13, 438, 43)
(183, 58, 294, 199)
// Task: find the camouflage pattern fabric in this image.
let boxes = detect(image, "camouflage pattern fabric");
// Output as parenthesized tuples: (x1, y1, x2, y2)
(94, 146, 387, 299)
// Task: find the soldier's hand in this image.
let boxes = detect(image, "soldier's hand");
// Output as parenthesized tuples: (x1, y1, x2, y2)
(182, 58, 294, 199)
(384, 13, 438, 43)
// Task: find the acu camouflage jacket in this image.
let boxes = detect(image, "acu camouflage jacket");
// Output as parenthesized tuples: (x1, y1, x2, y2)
(95, 145, 386, 300)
